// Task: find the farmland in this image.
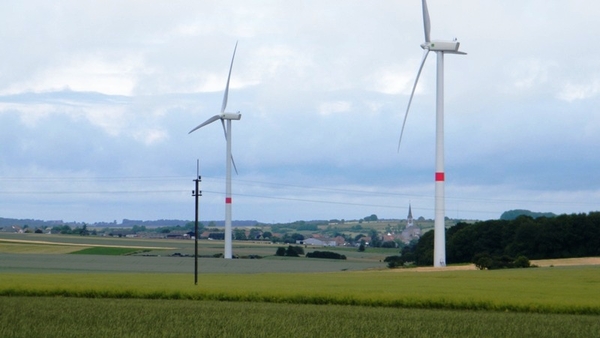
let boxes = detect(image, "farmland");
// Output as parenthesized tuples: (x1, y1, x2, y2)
(1, 232, 599, 337)
(2, 297, 599, 338)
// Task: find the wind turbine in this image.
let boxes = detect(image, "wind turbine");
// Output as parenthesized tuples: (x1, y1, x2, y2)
(189, 41, 241, 259)
(398, 0, 465, 267)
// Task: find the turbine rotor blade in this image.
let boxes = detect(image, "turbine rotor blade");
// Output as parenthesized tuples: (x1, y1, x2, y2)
(221, 41, 238, 114)
(220, 119, 239, 175)
(231, 155, 239, 175)
(189, 115, 221, 134)
(398, 49, 429, 152)
(422, 0, 431, 43)
(220, 118, 228, 140)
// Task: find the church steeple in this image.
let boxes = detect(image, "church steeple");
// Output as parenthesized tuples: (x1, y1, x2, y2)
(407, 203, 414, 227)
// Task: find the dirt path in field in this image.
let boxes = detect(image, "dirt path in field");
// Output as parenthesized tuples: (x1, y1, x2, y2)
(409, 265, 478, 272)
(390, 257, 600, 272)
(530, 257, 600, 267)
(0, 238, 174, 250)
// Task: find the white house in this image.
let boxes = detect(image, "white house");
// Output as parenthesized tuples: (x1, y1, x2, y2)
(301, 238, 337, 247)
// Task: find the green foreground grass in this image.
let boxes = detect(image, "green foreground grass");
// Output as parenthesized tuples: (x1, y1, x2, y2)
(1, 266, 599, 315)
(1, 297, 598, 338)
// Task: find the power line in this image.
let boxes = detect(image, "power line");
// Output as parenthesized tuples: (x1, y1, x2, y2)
(0, 175, 187, 182)
(0, 190, 186, 195)
(1, 174, 598, 214)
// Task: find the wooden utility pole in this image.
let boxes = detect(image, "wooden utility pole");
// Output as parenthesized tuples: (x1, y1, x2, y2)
(193, 160, 202, 285)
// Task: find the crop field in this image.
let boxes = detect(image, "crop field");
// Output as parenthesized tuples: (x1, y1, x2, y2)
(1, 297, 599, 338)
(1, 233, 599, 337)
(2, 266, 600, 314)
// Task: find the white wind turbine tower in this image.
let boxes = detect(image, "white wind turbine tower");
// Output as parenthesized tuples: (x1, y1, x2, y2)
(398, 0, 466, 267)
(189, 42, 241, 259)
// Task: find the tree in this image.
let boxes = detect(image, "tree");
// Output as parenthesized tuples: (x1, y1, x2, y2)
(275, 247, 286, 256)
(358, 243, 365, 252)
(500, 209, 556, 221)
(381, 241, 397, 248)
(59, 225, 72, 234)
(513, 255, 531, 268)
(473, 253, 532, 270)
(384, 255, 405, 269)
(208, 232, 225, 240)
(444, 213, 600, 263)
(185, 221, 203, 231)
(132, 225, 147, 233)
(262, 231, 272, 239)
(249, 228, 262, 239)
(285, 245, 304, 256)
(234, 229, 247, 240)
(306, 251, 346, 260)
(415, 230, 434, 266)
(291, 233, 304, 242)
(282, 233, 304, 244)
(351, 224, 363, 231)
(473, 253, 493, 270)
(363, 214, 378, 222)
(368, 229, 382, 247)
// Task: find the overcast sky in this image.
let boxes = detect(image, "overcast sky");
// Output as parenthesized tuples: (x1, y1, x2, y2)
(1, 1, 599, 224)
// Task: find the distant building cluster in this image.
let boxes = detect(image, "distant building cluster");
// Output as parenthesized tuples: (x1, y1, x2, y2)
(1, 204, 424, 248)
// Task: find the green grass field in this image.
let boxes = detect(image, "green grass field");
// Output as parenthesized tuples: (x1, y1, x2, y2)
(1, 297, 598, 338)
(1, 266, 599, 314)
(1, 233, 599, 337)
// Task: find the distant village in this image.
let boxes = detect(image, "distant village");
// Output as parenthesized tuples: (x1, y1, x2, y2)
(0, 206, 437, 248)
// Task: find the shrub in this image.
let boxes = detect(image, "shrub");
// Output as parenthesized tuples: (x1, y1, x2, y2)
(473, 253, 494, 270)
(275, 247, 286, 256)
(473, 253, 532, 270)
(286, 245, 304, 257)
(384, 255, 405, 269)
(306, 251, 346, 260)
(383, 255, 403, 263)
(513, 255, 531, 268)
(276, 246, 304, 257)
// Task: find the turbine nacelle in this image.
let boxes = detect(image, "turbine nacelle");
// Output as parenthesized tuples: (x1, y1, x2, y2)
(421, 40, 462, 53)
(187, 112, 242, 134)
(221, 112, 241, 120)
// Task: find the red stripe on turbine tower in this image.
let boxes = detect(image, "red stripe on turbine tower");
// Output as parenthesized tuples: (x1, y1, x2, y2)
(435, 172, 445, 182)
(226, 197, 232, 204)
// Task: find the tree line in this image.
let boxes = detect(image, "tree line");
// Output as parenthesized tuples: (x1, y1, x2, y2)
(409, 212, 600, 266)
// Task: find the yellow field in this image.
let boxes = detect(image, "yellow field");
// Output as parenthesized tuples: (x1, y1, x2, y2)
(0, 241, 85, 254)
